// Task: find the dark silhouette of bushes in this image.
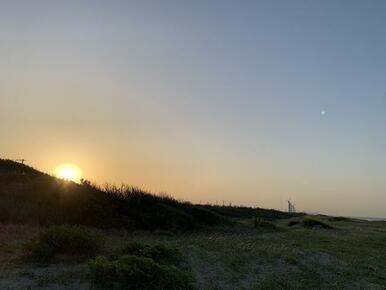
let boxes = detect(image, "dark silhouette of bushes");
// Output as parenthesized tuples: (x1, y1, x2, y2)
(0, 159, 225, 230)
(94, 184, 227, 230)
(253, 218, 277, 230)
(0, 159, 295, 231)
(287, 220, 299, 227)
(302, 218, 333, 229)
(329, 216, 351, 222)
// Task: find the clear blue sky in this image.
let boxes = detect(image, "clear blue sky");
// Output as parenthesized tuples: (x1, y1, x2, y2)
(1, 0, 386, 217)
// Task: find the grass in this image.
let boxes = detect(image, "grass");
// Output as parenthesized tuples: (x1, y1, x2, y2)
(1, 218, 386, 289)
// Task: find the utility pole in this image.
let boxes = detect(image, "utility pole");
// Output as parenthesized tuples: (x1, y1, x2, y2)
(16, 159, 26, 164)
(288, 200, 296, 213)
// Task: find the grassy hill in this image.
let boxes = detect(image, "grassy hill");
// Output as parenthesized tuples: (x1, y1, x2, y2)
(0, 159, 298, 231)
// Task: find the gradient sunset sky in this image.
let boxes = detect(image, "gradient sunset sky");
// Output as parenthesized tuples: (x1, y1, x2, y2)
(1, 1, 386, 217)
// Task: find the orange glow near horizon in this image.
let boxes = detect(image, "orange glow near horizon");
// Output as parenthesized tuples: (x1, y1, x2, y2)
(55, 163, 83, 183)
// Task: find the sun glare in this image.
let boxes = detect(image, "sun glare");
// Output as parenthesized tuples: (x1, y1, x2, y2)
(55, 164, 82, 183)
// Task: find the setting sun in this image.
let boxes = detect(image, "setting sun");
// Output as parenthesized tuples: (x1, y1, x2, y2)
(55, 164, 82, 183)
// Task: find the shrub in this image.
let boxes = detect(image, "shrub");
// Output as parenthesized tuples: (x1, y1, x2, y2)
(258, 220, 277, 230)
(287, 220, 299, 227)
(26, 225, 104, 262)
(181, 206, 227, 226)
(121, 242, 184, 267)
(302, 218, 333, 229)
(146, 203, 197, 230)
(88, 255, 195, 290)
(329, 216, 350, 222)
(253, 218, 277, 230)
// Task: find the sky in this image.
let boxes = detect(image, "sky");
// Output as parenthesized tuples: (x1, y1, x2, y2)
(1, 0, 386, 217)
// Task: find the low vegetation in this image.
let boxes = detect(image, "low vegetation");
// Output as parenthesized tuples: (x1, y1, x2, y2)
(89, 255, 194, 290)
(25, 225, 104, 262)
(0, 216, 385, 289)
(302, 218, 333, 229)
(329, 216, 351, 222)
(89, 241, 194, 290)
(287, 220, 299, 227)
(286, 218, 334, 229)
(253, 218, 277, 230)
(121, 242, 185, 267)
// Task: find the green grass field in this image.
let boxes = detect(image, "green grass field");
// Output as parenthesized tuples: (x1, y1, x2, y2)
(1, 216, 386, 289)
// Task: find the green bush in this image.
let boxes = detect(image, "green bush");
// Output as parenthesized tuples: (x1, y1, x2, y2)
(26, 225, 104, 262)
(121, 242, 184, 267)
(287, 220, 299, 227)
(253, 218, 277, 230)
(181, 206, 227, 226)
(259, 220, 277, 230)
(88, 255, 195, 290)
(302, 218, 333, 229)
(329, 216, 350, 222)
(148, 203, 197, 230)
